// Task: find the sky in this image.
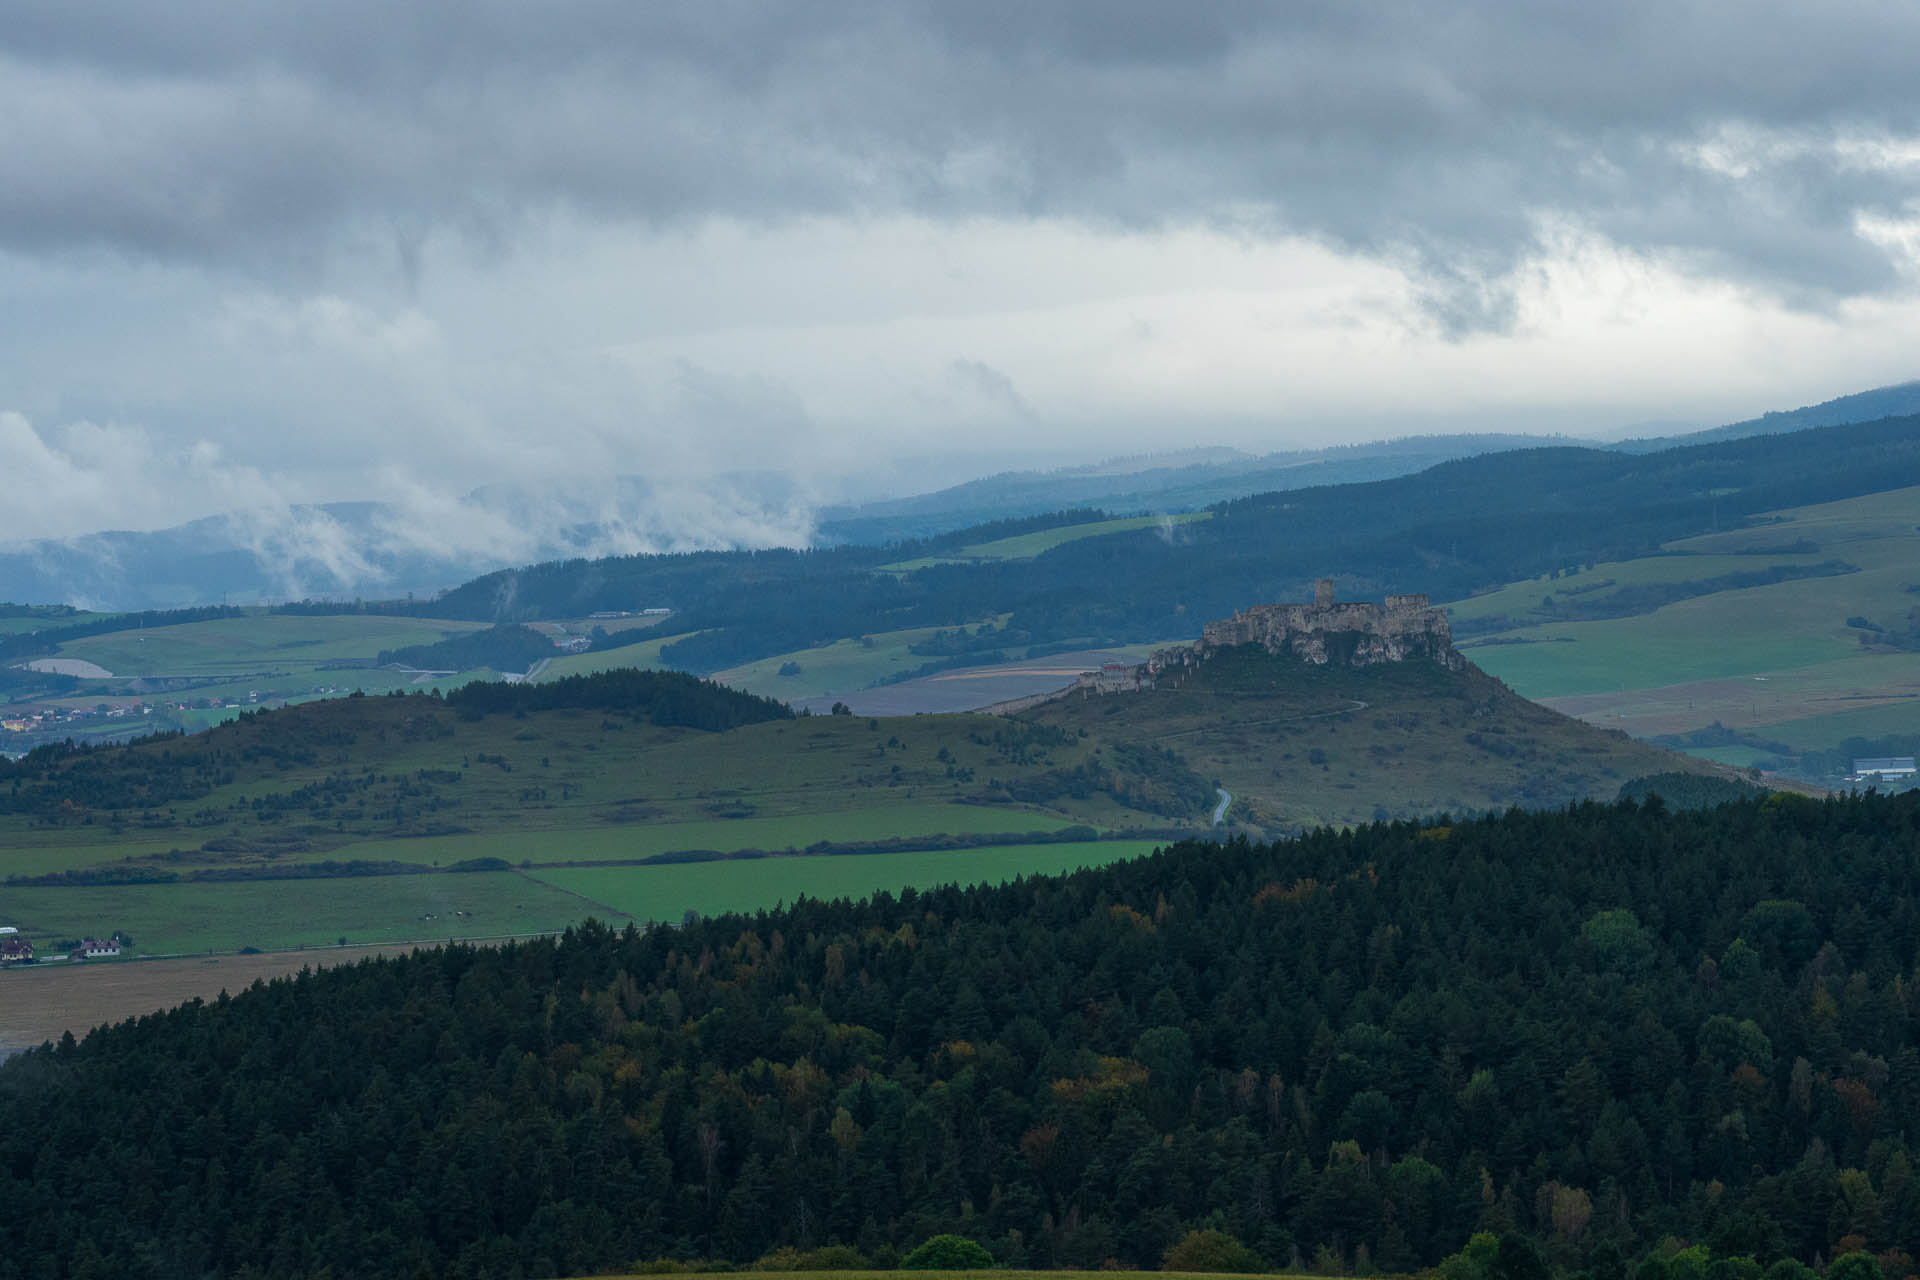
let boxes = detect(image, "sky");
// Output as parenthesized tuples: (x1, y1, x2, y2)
(4, 0, 1920, 557)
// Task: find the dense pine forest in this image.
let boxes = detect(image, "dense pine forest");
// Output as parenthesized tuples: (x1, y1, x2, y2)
(6, 792, 1920, 1278)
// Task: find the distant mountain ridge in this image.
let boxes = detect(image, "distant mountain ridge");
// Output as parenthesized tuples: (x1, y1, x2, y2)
(1611, 380, 1920, 452)
(4, 380, 1915, 611)
(811, 432, 1583, 544)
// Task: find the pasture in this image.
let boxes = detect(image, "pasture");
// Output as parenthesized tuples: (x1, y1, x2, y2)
(59, 614, 491, 676)
(880, 510, 1213, 572)
(707, 618, 1015, 702)
(0, 703, 1143, 885)
(1532, 652, 1920, 740)
(261, 804, 1100, 870)
(537, 632, 686, 682)
(0, 869, 594, 955)
(1461, 485, 1920, 702)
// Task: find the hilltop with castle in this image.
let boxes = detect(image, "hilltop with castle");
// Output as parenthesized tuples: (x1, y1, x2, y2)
(1197, 578, 1464, 671)
(1001, 580, 1463, 712)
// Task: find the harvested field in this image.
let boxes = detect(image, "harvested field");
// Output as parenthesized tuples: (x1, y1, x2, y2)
(787, 647, 1170, 716)
(0, 943, 424, 1057)
(25, 657, 113, 677)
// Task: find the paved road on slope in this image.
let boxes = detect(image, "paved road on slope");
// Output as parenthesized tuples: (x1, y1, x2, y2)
(1212, 788, 1232, 826)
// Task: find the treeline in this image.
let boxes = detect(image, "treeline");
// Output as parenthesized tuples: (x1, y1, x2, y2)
(0, 603, 81, 619)
(10, 793, 1920, 1277)
(0, 604, 243, 662)
(1615, 772, 1765, 810)
(443, 667, 793, 730)
(5, 858, 435, 887)
(377, 623, 556, 673)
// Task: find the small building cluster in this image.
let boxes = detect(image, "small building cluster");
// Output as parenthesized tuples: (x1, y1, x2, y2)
(1852, 756, 1917, 785)
(0, 927, 125, 966)
(0, 928, 31, 966)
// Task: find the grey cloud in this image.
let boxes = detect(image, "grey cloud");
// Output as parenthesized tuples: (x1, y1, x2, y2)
(4, 2, 1920, 324)
(948, 359, 1034, 421)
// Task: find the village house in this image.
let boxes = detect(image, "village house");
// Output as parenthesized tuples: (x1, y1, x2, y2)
(0, 930, 33, 965)
(69, 938, 121, 960)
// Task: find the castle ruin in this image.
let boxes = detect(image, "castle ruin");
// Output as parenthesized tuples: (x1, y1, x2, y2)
(1197, 578, 1463, 671)
(1004, 579, 1463, 711)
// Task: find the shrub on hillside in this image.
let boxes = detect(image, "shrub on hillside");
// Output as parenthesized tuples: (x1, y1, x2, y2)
(1161, 1229, 1261, 1273)
(1827, 1254, 1882, 1280)
(751, 1245, 868, 1270)
(902, 1234, 995, 1270)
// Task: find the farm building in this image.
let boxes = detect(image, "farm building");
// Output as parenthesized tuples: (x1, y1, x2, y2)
(1853, 757, 1917, 781)
(0, 936, 33, 965)
(69, 938, 121, 960)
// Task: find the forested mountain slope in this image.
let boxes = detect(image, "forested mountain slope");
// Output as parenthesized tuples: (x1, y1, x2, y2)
(5, 792, 1919, 1278)
(417, 417, 1920, 674)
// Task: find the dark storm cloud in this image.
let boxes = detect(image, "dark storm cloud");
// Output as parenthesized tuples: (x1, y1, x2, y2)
(4, 1, 1918, 322)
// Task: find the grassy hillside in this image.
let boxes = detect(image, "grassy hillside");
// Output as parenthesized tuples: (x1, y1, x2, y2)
(0, 651, 1717, 953)
(1457, 484, 1920, 781)
(0, 672, 1178, 952)
(0, 611, 502, 755)
(1022, 646, 1708, 829)
(879, 511, 1212, 572)
(56, 614, 487, 674)
(705, 619, 1015, 701)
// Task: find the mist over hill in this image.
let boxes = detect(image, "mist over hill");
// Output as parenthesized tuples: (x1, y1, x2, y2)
(9, 380, 1913, 613)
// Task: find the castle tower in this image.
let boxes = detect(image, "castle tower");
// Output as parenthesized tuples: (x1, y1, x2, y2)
(1314, 578, 1335, 608)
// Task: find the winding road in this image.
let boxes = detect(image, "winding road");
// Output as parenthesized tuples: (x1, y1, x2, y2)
(1212, 787, 1232, 826)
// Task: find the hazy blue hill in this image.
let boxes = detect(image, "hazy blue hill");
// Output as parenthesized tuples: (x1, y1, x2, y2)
(814, 432, 1580, 543)
(1613, 378, 1920, 452)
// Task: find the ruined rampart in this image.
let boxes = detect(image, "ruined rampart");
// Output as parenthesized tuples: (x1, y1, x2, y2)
(1198, 581, 1462, 671)
(1018, 579, 1463, 712)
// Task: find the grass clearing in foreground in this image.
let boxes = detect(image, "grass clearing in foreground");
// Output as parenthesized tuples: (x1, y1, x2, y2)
(527, 839, 1164, 924)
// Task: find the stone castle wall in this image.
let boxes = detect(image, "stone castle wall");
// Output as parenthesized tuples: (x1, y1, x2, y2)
(1197, 580, 1462, 671)
(1037, 580, 1463, 711)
